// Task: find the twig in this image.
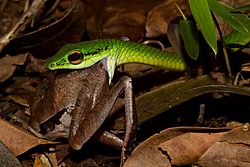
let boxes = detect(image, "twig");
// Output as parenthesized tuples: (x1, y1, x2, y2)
(0, 0, 48, 53)
(24, 0, 30, 13)
(44, 0, 61, 17)
(211, 13, 233, 78)
(143, 40, 165, 51)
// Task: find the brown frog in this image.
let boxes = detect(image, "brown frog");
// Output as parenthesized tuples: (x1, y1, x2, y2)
(29, 62, 137, 163)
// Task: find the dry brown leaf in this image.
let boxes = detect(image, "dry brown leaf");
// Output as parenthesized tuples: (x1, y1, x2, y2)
(220, 125, 250, 145)
(124, 127, 229, 167)
(26, 56, 48, 73)
(7, 95, 29, 107)
(39, 154, 52, 167)
(198, 125, 250, 166)
(45, 152, 59, 167)
(199, 142, 250, 167)
(33, 154, 44, 167)
(159, 132, 225, 166)
(125, 126, 250, 166)
(124, 128, 183, 167)
(0, 54, 27, 83)
(86, 0, 168, 40)
(145, 0, 190, 38)
(7, 0, 86, 59)
(0, 118, 56, 156)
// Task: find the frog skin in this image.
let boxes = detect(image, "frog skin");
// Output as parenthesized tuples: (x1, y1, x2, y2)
(29, 62, 136, 163)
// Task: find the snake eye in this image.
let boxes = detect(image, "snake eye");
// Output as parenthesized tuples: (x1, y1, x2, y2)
(50, 63, 55, 69)
(68, 50, 83, 65)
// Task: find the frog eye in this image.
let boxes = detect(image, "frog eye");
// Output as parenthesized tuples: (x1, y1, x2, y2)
(68, 50, 83, 65)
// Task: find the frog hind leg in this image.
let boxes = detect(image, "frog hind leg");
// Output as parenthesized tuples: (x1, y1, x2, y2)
(69, 76, 137, 162)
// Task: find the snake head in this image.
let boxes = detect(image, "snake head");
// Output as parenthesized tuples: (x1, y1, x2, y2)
(46, 40, 111, 70)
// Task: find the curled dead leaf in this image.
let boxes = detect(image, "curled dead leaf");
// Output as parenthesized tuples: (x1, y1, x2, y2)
(145, 0, 190, 38)
(0, 118, 56, 156)
(159, 132, 225, 166)
(6, 0, 86, 58)
(0, 54, 27, 83)
(199, 142, 250, 167)
(33, 154, 52, 167)
(124, 127, 229, 167)
(125, 125, 250, 166)
(220, 125, 250, 145)
(7, 95, 29, 108)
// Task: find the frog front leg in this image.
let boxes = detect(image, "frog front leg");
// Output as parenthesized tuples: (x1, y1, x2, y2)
(69, 76, 137, 163)
(68, 84, 96, 150)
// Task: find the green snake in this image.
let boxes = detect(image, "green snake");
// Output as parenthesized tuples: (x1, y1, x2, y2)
(46, 39, 187, 83)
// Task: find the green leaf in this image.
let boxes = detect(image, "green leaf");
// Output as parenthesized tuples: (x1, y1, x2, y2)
(188, 0, 217, 55)
(208, 0, 250, 34)
(230, 12, 250, 33)
(233, 4, 250, 12)
(112, 75, 250, 127)
(224, 31, 250, 52)
(180, 20, 199, 60)
(224, 31, 250, 46)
